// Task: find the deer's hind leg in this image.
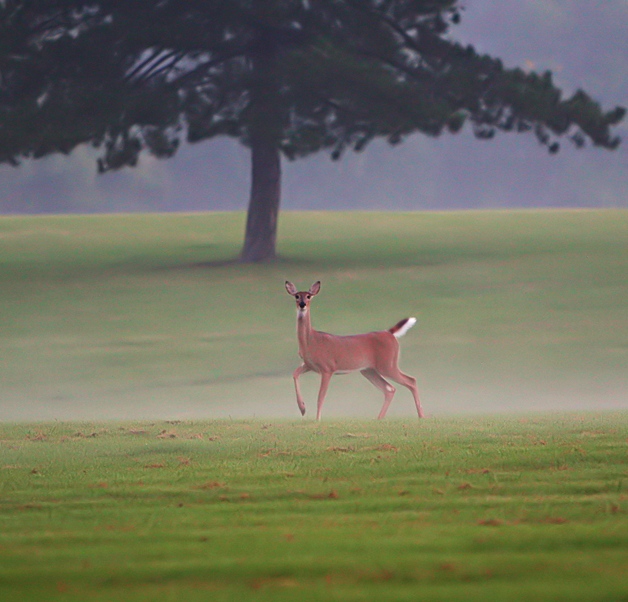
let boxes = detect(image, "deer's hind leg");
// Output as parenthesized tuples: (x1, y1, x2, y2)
(361, 368, 396, 420)
(386, 369, 423, 418)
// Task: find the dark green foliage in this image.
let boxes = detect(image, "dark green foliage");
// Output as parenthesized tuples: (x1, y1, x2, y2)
(0, 0, 624, 169)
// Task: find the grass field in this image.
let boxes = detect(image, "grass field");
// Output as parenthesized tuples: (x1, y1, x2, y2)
(0, 210, 627, 421)
(1, 414, 627, 601)
(0, 210, 627, 599)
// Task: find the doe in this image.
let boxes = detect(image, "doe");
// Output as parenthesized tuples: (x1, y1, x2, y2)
(285, 280, 424, 421)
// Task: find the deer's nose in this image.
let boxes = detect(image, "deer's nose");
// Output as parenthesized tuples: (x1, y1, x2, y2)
(299, 301, 306, 309)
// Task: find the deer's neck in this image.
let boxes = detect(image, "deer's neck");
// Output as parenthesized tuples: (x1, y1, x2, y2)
(296, 310, 314, 351)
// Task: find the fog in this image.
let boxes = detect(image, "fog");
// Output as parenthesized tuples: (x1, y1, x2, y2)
(3, 374, 626, 423)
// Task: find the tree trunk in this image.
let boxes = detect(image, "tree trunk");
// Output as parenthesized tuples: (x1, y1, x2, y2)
(240, 134, 281, 262)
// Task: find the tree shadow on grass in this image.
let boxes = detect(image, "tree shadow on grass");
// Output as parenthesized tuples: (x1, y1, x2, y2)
(152, 254, 322, 271)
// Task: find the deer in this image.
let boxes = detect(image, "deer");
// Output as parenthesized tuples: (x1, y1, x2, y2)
(285, 280, 424, 421)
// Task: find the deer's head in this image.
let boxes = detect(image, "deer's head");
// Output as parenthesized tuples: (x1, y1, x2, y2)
(285, 281, 320, 315)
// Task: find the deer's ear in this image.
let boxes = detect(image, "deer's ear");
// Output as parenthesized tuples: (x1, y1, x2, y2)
(285, 281, 298, 296)
(309, 281, 321, 296)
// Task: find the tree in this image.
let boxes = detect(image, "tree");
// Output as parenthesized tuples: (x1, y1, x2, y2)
(0, 1, 624, 262)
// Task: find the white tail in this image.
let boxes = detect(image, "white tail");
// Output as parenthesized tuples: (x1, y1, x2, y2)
(285, 280, 424, 421)
(390, 317, 417, 338)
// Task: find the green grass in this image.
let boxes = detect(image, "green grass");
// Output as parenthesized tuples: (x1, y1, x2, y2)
(0, 210, 627, 420)
(1, 210, 627, 599)
(1, 415, 627, 601)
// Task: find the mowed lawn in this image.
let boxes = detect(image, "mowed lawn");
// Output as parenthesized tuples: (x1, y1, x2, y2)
(0, 210, 627, 600)
(0, 415, 627, 601)
(0, 210, 627, 420)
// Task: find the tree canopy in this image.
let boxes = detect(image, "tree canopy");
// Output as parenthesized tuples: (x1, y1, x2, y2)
(1, 0, 624, 261)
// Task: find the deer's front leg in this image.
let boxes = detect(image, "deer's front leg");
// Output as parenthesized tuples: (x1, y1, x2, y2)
(316, 372, 333, 422)
(292, 363, 310, 416)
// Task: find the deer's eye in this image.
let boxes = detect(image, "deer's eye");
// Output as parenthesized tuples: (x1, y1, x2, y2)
(306, 295, 311, 299)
